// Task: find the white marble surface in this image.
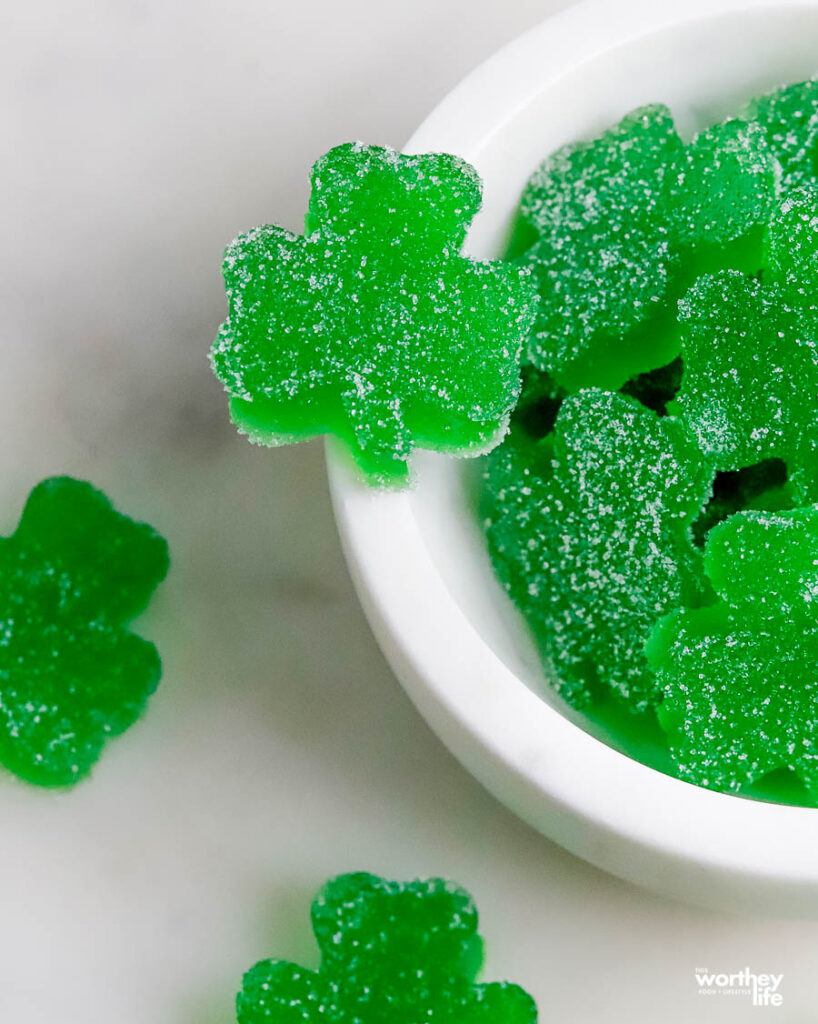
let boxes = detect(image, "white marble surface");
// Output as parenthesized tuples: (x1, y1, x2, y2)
(2, 0, 817, 1021)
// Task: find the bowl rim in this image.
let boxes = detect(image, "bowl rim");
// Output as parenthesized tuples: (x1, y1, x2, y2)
(328, 0, 818, 904)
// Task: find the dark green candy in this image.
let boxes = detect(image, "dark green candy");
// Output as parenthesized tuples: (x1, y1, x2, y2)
(647, 508, 818, 796)
(482, 390, 713, 710)
(673, 189, 818, 499)
(0, 477, 168, 786)
(516, 107, 776, 391)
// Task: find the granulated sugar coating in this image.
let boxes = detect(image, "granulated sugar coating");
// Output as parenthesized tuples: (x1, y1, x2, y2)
(482, 390, 713, 710)
(674, 189, 818, 497)
(211, 142, 538, 487)
(516, 107, 777, 391)
(236, 872, 537, 1024)
(646, 508, 818, 795)
(0, 478, 169, 787)
(745, 78, 818, 192)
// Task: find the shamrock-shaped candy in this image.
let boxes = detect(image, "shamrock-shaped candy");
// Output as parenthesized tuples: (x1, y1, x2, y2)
(0, 477, 169, 786)
(745, 77, 818, 193)
(646, 507, 818, 798)
(515, 107, 777, 391)
(673, 189, 818, 498)
(482, 389, 713, 710)
(211, 143, 538, 486)
(236, 872, 537, 1024)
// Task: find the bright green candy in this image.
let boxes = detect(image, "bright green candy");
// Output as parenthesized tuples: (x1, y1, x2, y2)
(482, 389, 713, 709)
(236, 872, 537, 1024)
(211, 143, 538, 487)
(0, 477, 169, 787)
(516, 107, 777, 391)
(646, 508, 818, 797)
(745, 78, 818, 192)
(673, 189, 818, 496)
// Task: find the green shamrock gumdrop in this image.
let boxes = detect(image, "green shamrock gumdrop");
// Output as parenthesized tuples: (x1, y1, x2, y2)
(211, 142, 538, 487)
(515, 106, 777, 391)
(0, 477, 169, 786)
(744, 77, 818, 192)
(646, 507, 818, 798)
(236, 872, 537, 1024)
(482, 389, 713, 710)
(673, 189, 818, 497)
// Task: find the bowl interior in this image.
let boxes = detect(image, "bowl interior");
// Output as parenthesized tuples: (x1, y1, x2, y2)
(405, 3, 818, 767)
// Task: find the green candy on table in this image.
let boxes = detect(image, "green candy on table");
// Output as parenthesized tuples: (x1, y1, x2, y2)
(646, 507, 818, 799)
(0, 477, 169, 787)
(236, 872, 537, 1024)
(672, 189, 818, 499)
(211, 142, 538, 487)
(482, 389, 713, 711)
(515, 106, 777, 392)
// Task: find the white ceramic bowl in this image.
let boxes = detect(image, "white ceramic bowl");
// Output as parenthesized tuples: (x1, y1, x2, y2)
(329, 0, 818, 914)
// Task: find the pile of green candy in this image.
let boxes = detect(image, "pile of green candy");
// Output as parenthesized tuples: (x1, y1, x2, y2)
(237, 872, 537, 1024)
(484, 78, 818, 802)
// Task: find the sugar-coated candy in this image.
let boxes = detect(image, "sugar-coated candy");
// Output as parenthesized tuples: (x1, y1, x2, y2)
(646, 508, 818, 797)
(516, 108, 777, 391)
(211, 142, 538, 487)
(482, 389, 713, 710)
(236, 872, 537, 1024)
(673, 189, 818, 496)
(0, 477, 169, 786)
(745, 78, 818, 192)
